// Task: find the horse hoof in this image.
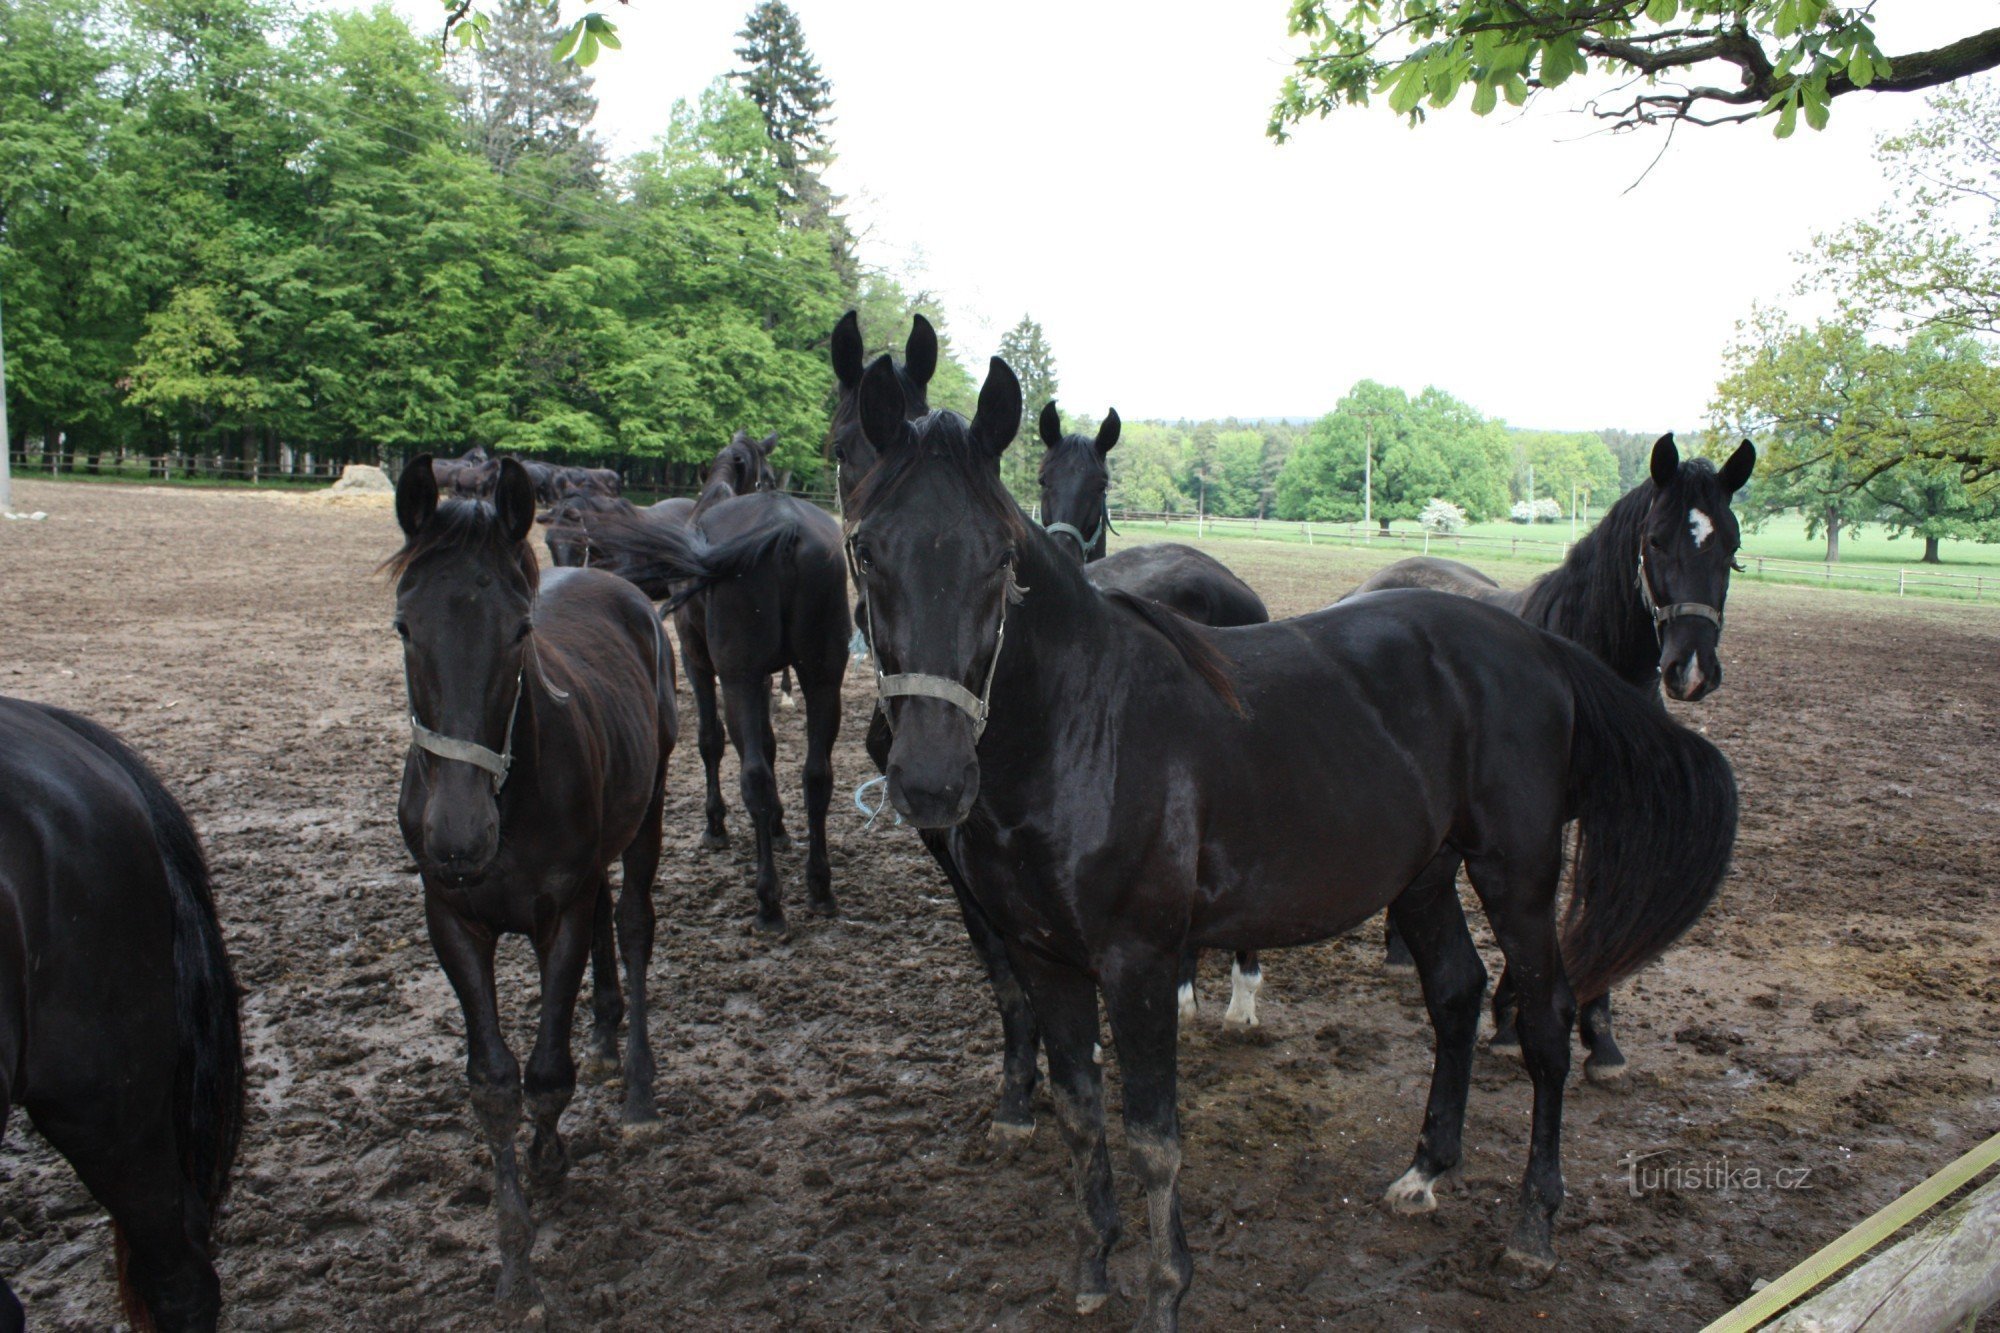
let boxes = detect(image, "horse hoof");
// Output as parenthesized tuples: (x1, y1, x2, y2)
(1497, 1246, 1557, 1287)
(1221, 1006, 1259, 1030)
(771, 828, 794, 851)
(1382, 957, 1417, 974)
(988, 1118, 1035, 1146)
(1176, 982, 1197, 1024)
(751, 914, 788, 938)
(1074, 1289, 1109, 1316)
(1382, 1166, 1440, 1216)
(621, 1116, 667, 1141)
(700, 829, 729, 852)
(1091, 1042, 1104, 1066)
(1586, 1055, 1629, 1086)
(806, 893, 839, 919)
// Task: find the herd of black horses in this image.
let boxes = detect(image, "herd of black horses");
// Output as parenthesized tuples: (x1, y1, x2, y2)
(0, 308, 1761, 1330)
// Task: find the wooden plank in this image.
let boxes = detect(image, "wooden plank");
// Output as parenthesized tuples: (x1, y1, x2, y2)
(1765, 1172, 2000, 1333)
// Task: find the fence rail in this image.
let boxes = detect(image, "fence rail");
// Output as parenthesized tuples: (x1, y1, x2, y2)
(1108, 509, 1998, 600)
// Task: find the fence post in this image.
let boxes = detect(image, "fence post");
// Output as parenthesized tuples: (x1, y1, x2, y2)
(1899, 569, 1906, 597)
(1423, 530, 1430, 555)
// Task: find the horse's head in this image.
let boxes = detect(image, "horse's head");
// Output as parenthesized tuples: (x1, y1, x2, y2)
(1637, 433, 1756, 702)
(830, 309, 936, 508)
(390, 456, 542, 883)
(712, 429, 781, 496)
(1036, 401, 1119, 562)
(847, 354, 1025, 828)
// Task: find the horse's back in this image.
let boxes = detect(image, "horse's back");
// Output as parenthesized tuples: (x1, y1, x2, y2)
(1346, 556, 1501, 599)
(537, 568, 677, 784)
(1090, 543, 1269, 627)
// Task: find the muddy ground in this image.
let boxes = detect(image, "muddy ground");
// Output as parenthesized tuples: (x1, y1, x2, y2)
(1, 480, 1996, 1331)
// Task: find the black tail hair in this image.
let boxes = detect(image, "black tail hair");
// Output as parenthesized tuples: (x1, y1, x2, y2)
(43, 708, 244, 1330)
(1553, 646, 1738, 1003)
(577, 504, 802, 612)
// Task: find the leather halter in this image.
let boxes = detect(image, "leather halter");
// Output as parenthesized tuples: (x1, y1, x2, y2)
(1042, 497, 1110, 559)
(407, 631, 573, 793)
(852, 540, 1014, 742)
(1636, 549, 1723, 641)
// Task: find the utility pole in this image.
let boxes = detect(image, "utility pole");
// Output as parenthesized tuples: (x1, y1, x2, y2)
(0, 281, 12, 515)
(1362, 420, 1372, 530)
(1571, 483, 1579, 541)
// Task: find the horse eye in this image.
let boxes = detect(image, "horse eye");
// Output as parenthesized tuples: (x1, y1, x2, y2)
(853, 544, 875, 572)
(833, 444, 848, 464)
(1648, 535, 1666, 551)
(514, 622, 532, 643)
(998, 548, 1016, 570)
(394, 621, 410, 640)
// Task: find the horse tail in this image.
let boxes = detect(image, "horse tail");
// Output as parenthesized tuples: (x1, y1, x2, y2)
(41, 710, 243, 1331)
(584, 506, 801, 612)
(1553, 646, 1737, 1004)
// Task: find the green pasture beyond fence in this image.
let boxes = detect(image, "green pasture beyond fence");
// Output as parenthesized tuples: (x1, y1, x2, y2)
(1111, 512, 2000, 604)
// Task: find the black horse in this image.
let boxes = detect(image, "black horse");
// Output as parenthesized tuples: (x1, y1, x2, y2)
(1351, 432, 1755, 1080)
(390, 457, 677, 1303)
(831, 311, 1048, 1139)
(845, 355, 1736, 1327)
(573, 472, 851, 934)
(0, 697, 244, 1331)
(1037, 400, 1272, 1028)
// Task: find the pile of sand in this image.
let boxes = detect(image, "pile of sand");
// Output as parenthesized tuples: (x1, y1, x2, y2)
(297, 463, 395, 508)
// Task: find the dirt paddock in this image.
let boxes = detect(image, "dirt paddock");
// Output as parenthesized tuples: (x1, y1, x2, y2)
(2, 480, 1997, 1331)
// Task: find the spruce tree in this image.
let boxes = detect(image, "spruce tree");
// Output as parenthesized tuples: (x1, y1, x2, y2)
(731, 1, 855, 289)
(456, 0, 605, 189)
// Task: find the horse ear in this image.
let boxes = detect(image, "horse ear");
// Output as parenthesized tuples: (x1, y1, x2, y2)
(831, 311, 864, 389)
(971, 357, 1023, 458)
(1720, 439, 1756, 494)
(858, 355, 908, 454)
(494, 458, 536, 544)
(398, 454, 439, 537)
(761, 431, 780, 455)
(1038, 401, 1062, 449)
(1650, 433, 1680, 489)
(906, 314, 938, 388)
(730, 428, 752, 448)
(1096, 408, 1121, 456)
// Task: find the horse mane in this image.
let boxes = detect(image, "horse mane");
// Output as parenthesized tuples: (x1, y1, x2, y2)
(1103, 589, 1245, 717)
(1036, 432, 1103, 485)
(379, 496, 541, 592)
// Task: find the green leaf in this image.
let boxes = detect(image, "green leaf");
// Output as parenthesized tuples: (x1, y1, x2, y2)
(1502, 73, 1528, 106)
(1644, 0, 1677, 20)
(1774, 101, 1798, 138)
(551, 19, 584, 63)
(1470, 80, 1498, 115)
(1848, 49, 1874, 88)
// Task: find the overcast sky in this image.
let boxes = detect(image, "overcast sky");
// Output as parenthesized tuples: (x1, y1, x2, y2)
(407, 1, 1988, 431)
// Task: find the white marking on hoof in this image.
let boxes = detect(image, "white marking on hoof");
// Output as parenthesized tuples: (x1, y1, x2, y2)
(988, 1119, 1035, 1144)
(1688, 507, 1714, 548)
(1092, 1042, 1104, 1066)
(1586, 1057, 1630, 1086)
(1223, 961, 1262, 1027)
(1075, 1290, 1109, 1316)
(780, 691, 795, 711)
(1383, 1166, 1439, 1215)
(1176, 981, 1197, 1023)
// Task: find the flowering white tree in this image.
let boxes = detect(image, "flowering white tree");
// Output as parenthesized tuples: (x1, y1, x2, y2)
(1419, 498, 1466, 533)
(1510, 497, 1563, 524)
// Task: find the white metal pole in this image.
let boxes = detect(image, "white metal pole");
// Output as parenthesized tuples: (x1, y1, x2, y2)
(0, 281, 12, 515)
(1362, 422, 1372, 529)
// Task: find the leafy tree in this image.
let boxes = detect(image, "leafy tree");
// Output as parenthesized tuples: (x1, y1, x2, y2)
(997, 315, 1058, 505)
(1272, 2, 2000, 141)
(455, 0, 605, 189)
(1711, 311, 2000, 561)
(849, 270, 977, 416)
(1274, 381, 1511, 526)
(1512, 430, 1622, 517)
(1598, 428, 1658, 491)
(1866, 461, 2000, 563)
(1108, 421, 1194, 513)
(731, 1, 853, 287)
(1812, 78, 2000, 342)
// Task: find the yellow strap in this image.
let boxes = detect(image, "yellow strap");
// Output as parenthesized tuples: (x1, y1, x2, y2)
(1699, 1128, 2000, 1333)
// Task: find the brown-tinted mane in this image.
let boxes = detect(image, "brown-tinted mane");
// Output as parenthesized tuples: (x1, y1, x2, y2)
(380, 496, 541, 592)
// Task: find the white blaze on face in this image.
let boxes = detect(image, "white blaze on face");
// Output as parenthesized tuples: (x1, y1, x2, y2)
(1688, 508, 1714, 549)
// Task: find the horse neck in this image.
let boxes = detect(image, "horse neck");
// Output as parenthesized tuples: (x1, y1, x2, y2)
(1518, 487, 1659, 688)
(691, 475, 736, 519)
(981, 521, 1127, 756)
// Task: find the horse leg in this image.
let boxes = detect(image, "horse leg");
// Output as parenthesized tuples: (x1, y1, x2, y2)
(1465, 842, 1576, 1282)
(1011, 948, 1119, 1314)
(583, 880, 622, 1081)
(1103, 949, 1194, 1331)
(762, 689, 792, 850)
(525, 887, 596, 1189)
(1175, 947, 1199, 1024)
(932, 840, 1040, 1139)
(1223, 950, 1263, 1028)
(1383, 912, 1415, 970)
(1580, 994, 1625, 1084)
(721, 679, 786, 934)
(426, 897, 535, 1303)
(0, 1275, 18, 1333)
(1382, 853, 1486, 1215)
(799, 675, 841, 916)
(616, 781, 666, 1128)
(680, 623, 730, 852)
(1490, 968, 1521, 1053)
(29, 1101, 220, 1331)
